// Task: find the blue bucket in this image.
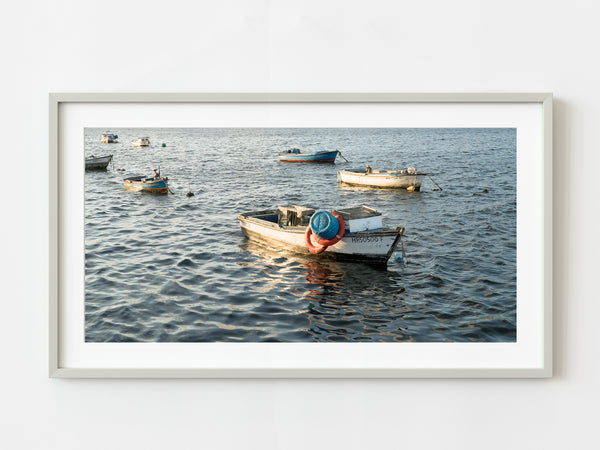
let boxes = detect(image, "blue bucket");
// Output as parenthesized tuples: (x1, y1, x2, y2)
(309, 210, 339, 240)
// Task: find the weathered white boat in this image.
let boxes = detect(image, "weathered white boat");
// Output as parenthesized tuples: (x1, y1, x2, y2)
(337, 167, 427, 190)
(238, 205, 404, 264)
(100, 133, 118, 143)
(132, 137, 150, 147)
(85, 154, 113, 170)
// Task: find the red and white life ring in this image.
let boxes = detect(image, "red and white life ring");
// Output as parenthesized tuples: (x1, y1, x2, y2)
(305, 227, 327, 254)
(304, 211, 346, 254)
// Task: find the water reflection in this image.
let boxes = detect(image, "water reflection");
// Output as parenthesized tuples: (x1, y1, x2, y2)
(303, 260, 345, 286)
(238, 236, 414, 341)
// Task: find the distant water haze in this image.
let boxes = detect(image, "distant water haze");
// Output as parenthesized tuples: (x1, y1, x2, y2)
(84, 127, 516, 342)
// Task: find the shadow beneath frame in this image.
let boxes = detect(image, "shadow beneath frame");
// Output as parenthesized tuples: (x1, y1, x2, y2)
(552, 97, 570, 379)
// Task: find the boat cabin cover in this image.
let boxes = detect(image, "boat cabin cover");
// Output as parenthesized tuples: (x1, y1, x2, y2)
(274, 204, 383, 232)
(276, 205, 314, 226)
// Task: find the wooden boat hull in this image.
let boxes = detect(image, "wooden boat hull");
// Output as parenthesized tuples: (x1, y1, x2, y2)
(85, 154, 113, 171)
(337, 170, 427, 190)
(278, 150, 339, 163)
(123, 176, 169, 193)
(238, 210, 403, 264)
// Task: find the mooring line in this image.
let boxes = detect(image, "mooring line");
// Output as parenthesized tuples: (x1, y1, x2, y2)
(428, 175, 443, 191)
(338, 151, 350, 163)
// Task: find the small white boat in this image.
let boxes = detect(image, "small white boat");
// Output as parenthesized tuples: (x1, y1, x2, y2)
(131, 137, 150, 147)
(238, 205, 404, 264)
(337, 167, 427, 190)
(100, 133, 118, 143)
(85, 154, 113, 170)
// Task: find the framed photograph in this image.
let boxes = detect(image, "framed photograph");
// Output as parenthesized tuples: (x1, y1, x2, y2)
(49, 93, 552, 378)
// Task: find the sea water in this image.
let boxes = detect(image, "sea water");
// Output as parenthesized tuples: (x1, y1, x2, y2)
(84, 127, 516, 342)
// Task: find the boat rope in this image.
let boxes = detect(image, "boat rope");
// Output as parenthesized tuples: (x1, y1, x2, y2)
(337, 151, 350, 163)
(428, 175, 443, 191)
(400, 241, 407, 266)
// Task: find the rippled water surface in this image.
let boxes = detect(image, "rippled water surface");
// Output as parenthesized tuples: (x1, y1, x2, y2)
(85, 128, 516, 342)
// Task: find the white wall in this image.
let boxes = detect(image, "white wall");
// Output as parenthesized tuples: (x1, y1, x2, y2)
(1, 1, 597, 449)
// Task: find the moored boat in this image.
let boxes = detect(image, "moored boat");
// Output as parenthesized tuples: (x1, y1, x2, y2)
(132, 137, 150, 147)
(278, 148, 339, 163)
(85, 154, 113, 171)
(100, 133, 118, 143)
(123, 169, 169, 193)
(337, 167, 427, 190)
(238, 205, 404, 264)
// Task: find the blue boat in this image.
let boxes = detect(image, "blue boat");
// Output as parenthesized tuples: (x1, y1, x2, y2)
(123, 169, 169, 194)
(278, 148, 339, 163)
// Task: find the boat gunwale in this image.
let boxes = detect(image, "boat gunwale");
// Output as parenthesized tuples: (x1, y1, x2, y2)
(277, 150, 339, 157)
(238, 211, 401, 237)
(85, 154, 113, 162)
(123, 176, 168, 183)
(338, 169, 428, 177)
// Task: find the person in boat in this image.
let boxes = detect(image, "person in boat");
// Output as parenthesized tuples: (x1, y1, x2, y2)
(153, 169, 160, 178)
(365, 164, 372, 174)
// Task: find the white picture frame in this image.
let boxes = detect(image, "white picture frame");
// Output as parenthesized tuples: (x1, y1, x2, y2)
(49, 93, 552, 378)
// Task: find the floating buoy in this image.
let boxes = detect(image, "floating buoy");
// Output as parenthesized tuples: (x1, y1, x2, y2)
(162, 143, 166, 147)
(482, 189, 489, 193)
(186, 183, 194, 197)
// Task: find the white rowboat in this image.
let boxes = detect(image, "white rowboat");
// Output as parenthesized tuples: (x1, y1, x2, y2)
(132, 137, 150, 147)
(238, 205, 404, 264)
(337, 168, 427, 190)
(85, 154, 113, 170)
(100, 133, 118, 143)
